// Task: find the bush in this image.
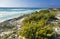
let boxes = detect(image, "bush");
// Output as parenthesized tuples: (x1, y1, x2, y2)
(3, 24, 15, 28)
(19, 9, 56, 39)
(19, 22, 54, 39)
(39, 10, 50, 14)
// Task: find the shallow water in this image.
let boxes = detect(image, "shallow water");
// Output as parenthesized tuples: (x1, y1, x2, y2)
(0, 8, 46, 23)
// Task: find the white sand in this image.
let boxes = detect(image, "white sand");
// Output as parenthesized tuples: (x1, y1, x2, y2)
(0, 31, 13, 36)
(0, 17, 25, 37)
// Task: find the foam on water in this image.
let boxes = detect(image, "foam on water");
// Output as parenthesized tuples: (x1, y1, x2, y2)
(0, 8, 46, 23)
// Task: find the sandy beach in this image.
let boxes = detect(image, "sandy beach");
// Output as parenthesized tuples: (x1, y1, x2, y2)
(0, 15, 26, 37)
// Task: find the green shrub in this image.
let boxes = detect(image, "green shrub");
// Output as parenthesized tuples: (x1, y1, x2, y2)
(39, 10, 50, 14)
(19, 9, 56, 39)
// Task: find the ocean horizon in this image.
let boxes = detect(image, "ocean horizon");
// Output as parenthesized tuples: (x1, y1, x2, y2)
(0, 8, 46, 23)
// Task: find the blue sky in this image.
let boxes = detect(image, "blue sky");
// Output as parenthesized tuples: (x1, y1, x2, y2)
(0, 0, 60, 8)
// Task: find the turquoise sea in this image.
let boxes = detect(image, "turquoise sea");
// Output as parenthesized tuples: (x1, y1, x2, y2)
(0, 8, 46, 23)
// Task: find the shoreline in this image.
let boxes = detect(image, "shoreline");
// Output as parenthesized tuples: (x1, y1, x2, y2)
(0, 9, 44, 24)
(0, 14, 27, 25)
(0, 14, 26, 36)
(0, 8, 44, 24)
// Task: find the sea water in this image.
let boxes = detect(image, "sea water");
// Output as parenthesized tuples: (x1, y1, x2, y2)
(0, 8, 46, 23)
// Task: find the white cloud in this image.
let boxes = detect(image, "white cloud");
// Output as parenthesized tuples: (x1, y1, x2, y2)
(0, 0, 27, 7)
(0, 0, 11, 7)
(0, 0, 41, 7)
(0, 0, 19, 7)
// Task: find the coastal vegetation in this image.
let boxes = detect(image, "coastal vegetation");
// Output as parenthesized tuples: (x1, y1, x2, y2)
(0, 8, 60, 39)
(18, 9, 56, 39)
(3, 24, 15, 29)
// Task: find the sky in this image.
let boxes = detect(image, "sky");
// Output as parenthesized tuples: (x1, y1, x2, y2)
(0, 0, 60, 8)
